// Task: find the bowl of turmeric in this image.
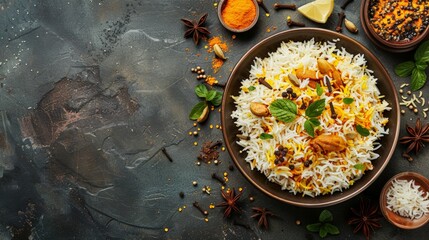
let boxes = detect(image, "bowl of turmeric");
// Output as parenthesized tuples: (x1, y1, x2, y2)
(217, 0, 259, 33)
(360, 0, 429, 52)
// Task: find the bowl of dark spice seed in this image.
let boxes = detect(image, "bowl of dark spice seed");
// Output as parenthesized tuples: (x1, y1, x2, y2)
(360, 0, 429, 52)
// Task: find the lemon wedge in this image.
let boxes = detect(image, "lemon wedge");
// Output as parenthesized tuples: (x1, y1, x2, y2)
(298, 0, 334, 24)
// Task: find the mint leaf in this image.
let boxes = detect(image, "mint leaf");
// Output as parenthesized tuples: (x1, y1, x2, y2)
(306, 223, 322, 232)
(394, 61, 415, 77)
(411, 68, 427, 91)
(259, 133, 273, 139)
(324, 223, 340, 235)
(416, 62, 428, 71)
(206, 90, 216, 101)
(356, 124, 370, 137)
(343, 98, 354, 104)
(319, 227, 328, 238)
(211, 91, 223, 106)
(319, 210, 333, 223)
(195, 84, 208, 98)
(305, 99, 326, 118)
(354, 163, 365, 171)
(415, 40, 429, 63)
(189, 102, 207, 120)
(308, 118, 321, 126)
(248, 86, 256, 91)
(316, 83, 323, 96)
(269, 99, 297, 123)
(304, 120, 315, 137)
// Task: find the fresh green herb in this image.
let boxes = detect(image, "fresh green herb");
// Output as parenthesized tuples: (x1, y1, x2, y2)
(248, 86, 256, 91)
(269, 99, 298, 123)
(305, 99, 326, 118)
(356, 124, 370, 137)
(354, 164, 365, 171)
(304, 118, 321, 137)
(270, 98, 325, 137)
(189, 102, 208, 120)
(189, 84, 223, 121)
(343, 98, 354, 104)
(316, 83, 323, 96)
(306, 210, 340, 238)
(211, 91, 223, 106)
(206, 90, 217, 101)
(394, 40, 429, 90)
(259, 133, 273, 139)
(195, 84, 208, 98)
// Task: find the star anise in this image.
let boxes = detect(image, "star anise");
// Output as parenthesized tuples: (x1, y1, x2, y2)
(347, 198, 382, 240)
(251, 207, 274, 229)
(216, 188, 243, 218)
(399, 118, 429, 155)
(180, 13, 210, 45)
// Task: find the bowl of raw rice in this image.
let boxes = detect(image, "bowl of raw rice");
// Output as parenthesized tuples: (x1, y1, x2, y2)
(221, 28, 400, 207)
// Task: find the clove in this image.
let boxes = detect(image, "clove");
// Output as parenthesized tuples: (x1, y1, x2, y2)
(258, 77, 273, 89)
(161, 147, 173, 162)
(336, 12, 346, 32)
(273, 3, 296, 10)
(257, 0, 270, 14)
(324, 75, 333, 93)
(209, 140, 223, 149)
(212, 173, 226, 185)
(193, 201, 209, 216)
(341, 0, 354, 10)
(329, 102, 337, 119)
(287, 16, 305, 27)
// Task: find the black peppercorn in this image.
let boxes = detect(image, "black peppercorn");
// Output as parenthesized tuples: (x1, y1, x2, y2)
(282, 92, 288, 98)
(286, 88, 293, 94)
(289, 165, 294, 170)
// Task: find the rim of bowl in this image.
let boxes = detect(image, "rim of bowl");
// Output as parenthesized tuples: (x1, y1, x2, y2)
(360, 0, 429, 50)
(217, 0, 259, 33)
(221, 28, 400, 207)
(380, 172, 429, 229)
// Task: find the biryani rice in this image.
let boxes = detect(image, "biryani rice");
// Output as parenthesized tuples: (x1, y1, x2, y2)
(231, 39, 390, 197)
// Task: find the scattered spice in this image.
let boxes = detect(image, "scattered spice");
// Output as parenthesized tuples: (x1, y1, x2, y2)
(216, 188, 243, 218)
(179, 191, 185, 198)
(399, 118, 429, 155)
(273, 3, 297, 10)
(251, 207, 274, 229)
(212, 173, 226, 185)
(220, 0, 257, 30)
(212, 58, 224, 73)
(336, 12, 346, 32)
(213, 44, 227, 60)
(193, 201, 209, 216)
(287, 16, 305, 27)
(258, 77, 273, 89)
(228, 164, 234, 171)
(347, 198, 382, 240)
(398, 83, 427, 116)
(257, 0, 270, 14)
(192, 181, 198, 186)
(202, 185, 212, 195)
(181, 13, 210, 45)
(369, 0, 429, 42)
(345, 18, 358, 33)
(161, 147, 173, 162)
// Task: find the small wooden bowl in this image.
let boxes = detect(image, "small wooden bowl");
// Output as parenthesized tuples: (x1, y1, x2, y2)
(217, 0, 259, 33)
(380, 172, 429, 229)
(360, 0, 429, 52)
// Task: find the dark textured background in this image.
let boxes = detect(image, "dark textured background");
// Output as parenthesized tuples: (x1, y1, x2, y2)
(0, 0, 428, 239)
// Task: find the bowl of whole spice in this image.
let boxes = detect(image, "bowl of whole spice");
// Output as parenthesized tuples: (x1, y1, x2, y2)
(217, 0, 259, 33)
(380, 172, 429, 229)
(360, 0, 429, 52)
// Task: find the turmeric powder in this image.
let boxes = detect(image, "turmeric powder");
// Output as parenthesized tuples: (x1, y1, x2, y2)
(221, 0, 257, 30)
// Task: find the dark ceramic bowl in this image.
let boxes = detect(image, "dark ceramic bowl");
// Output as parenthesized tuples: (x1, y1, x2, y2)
(380, 172, 429, 229)
(217, 0, 259, 33)
(360, 0, 429, 52)
(221, 28, 400, 208)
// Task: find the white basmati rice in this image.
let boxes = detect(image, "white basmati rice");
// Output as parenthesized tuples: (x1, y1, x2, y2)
(231, 39, 390, 197)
